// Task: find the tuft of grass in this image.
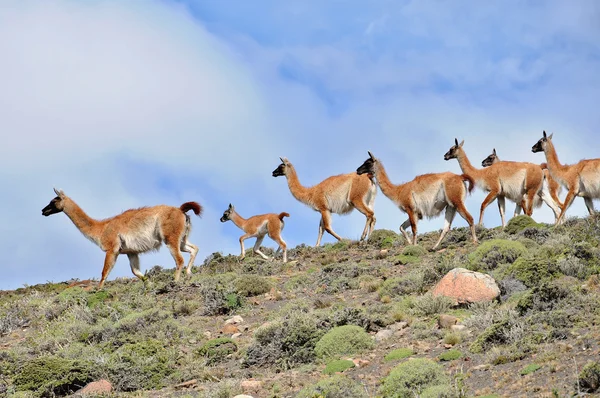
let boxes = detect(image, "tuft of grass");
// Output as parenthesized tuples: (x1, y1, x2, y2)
(314, 325, 374, 360)
(296, 375, 368, 398)
(439, 349, 462, 361)
(196, 338, 237, 365)
(323, 359, 355, 375)
(384, 348, 414, 362)
(443, 332, 462, 346)
(520, 363, 541, 376)
(234, 274, 271, 297)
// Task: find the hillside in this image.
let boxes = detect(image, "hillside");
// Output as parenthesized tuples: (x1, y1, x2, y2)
(1, 215, 600, 398)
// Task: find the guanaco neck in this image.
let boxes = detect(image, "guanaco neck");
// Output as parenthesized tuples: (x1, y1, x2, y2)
(228, 210, 248, 230)
(543, 140, 569, 177)
(373, 161, 402, 200)
(455, 149, 482, 179)
(285, 164, 314, 205)
(62, 197, 101, 242)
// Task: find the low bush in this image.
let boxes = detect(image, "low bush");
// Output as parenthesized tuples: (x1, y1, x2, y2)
(196, 338, 237, 365)
(380, 358, 449, 398)
(323, 359, 355, 374)
(468, 239, 527, 271)
(314, 325, 374, 360)
(296, 375, 368, 398)
(439, 349, 462, 361)
(384, 348, 414, 362)
(579, 361, 600, 393)
(504, 215, 543, 234)
(234, 275, 271, 297)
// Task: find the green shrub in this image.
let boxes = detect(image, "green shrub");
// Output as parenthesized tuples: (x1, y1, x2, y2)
(234, 275, 271, 297)
(468, 239, 527, 271)
(420, 385, 457, 398)
(296, 375, 368, 398)
(579, 361, 600, 392)
(245, 309, 325, 369)
(505, 215, 543, 234)
(314, 325, 374, 359)
(411, 294, 454, 316)
(439, 349, 462, 361)
(520, 363, 541, 375)
(196, 338, 237, 365)
(394, 254, 422, 265)
(402, 245, 427, 257)
(13, 355, 97, 397)
(384, 348, 414, 362)
(379, 274, 423, 298)
(368, 229, 400, 248)
(86, 290, 112, 308)
(323, 359, 355, 374)
(380, 358, 449, 397)
(108, 339, 177, 391)
(57, 287, 87, 306)
(503, 251, 560, 287)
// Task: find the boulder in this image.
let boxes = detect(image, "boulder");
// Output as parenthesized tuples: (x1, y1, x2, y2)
(431, 268, 500, 305)
(438, 314, 459, 329)
(77, 380, 112, 395)
(374, 329, 393, 342)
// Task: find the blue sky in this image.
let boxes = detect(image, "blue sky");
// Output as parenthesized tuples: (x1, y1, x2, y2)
(0, 0, 599, 290)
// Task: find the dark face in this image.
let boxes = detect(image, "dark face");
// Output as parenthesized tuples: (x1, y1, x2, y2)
(481, 151, 497, 167)
(220, 206, 233, 222)
(272, 163, 286, 177)
(444, 138, 462, 161)
(532, 135, 546, 153)
(42, 196, 64, 216)
(356, 157, 375, 176)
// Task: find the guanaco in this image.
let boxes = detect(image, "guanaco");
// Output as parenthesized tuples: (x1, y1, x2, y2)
(444, 139, 546, 228)
(220, 203, 289, 262)
(272, 157, 376, 246)
(532, 131, 600, 224)
(357, 151, 478, 249)
(42, 188, 202, 289)
(481, 148, 563, 222)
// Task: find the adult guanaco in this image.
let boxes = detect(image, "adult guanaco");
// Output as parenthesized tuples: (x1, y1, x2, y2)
(481, 148, 563, 222)
(356, 151, 478, 249)
(42, 188, 202, 289)
(272, 157, 376, 246)
(220, 203, 289, 262)
(532, 131, 600, 224)
(444, 139, 545, 228)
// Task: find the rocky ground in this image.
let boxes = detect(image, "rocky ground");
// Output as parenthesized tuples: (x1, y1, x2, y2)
(2, 215, 600, 398)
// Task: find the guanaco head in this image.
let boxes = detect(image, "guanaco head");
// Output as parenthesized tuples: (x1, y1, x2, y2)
(443, 138, 464, 161)
(42, 188, 66, 216)
(272, 157, 290, 177)
(220, 203, 234, 222)
(356, 151, 377, 176)
(532, 131, 553, 153)
(481, 148, 498, 167)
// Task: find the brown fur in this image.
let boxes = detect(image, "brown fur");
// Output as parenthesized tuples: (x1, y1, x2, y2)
(532, 131, 600, 224)
(273, 157, 377, 246)
(445, 139, 546, 228)
(42, 189, 202, 289)
(221, 204, 289, 262)
(482, 148, 564, 221)
(358, 152, 477, 249)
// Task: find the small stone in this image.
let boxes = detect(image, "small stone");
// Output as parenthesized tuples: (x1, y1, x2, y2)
(352, 359, 370, 368)
(203, 331, 212, 339)
(232, 333, 242, 339)
(233, 395, 255, 398)
(78, 380, 112, 395)
(444, 344, 453, 349)
(241, 380, 263, 392)
(451, 324, 467, 332)
(389, 321, 409, 331)
(438, 314, 459, 329)
(221, 324, 239, 335)
(471, 364, 490, 371)
(225, 315, 244, 325)
(375, 329, 393, 342)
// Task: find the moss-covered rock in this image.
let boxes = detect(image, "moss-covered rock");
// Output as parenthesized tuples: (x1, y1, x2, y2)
(323, 359, 355, 374)
(296, 375, 368, 398)
(314, 325, 374, 360)
(196, 338, 237, 364)
(13, 355, 97, 397)
(468, 239, 527, 271)
(380, 358, 449, 397)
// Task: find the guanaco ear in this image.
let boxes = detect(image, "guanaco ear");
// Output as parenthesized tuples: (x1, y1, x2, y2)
(228, 203, 233, 210)
(368, 151, 375, 160)
(454, 138, 458, 146)
(279, 157, 289, 164)
(548, 133, 553, 140)
(543, 130, 547, 139)
(53, 188, 64, 198)
(459, 140, 464, 147)
(493, 148, 497, 155)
